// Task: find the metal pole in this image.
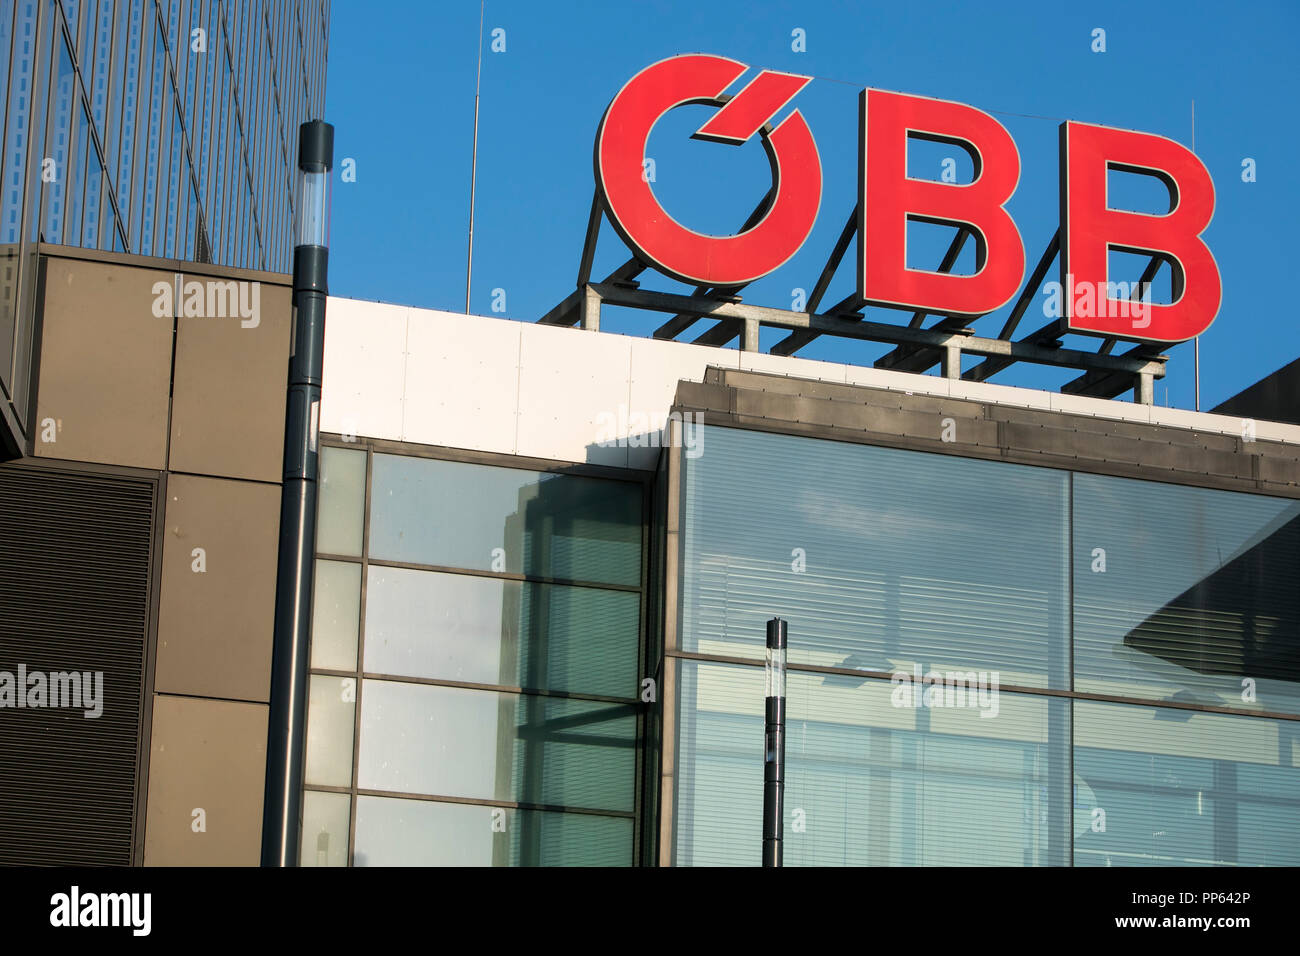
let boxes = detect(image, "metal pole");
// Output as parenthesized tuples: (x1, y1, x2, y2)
(763, 617, 787, 867)
(263, 119, 334, 867)
(1192, 99, 1201, 411)
(1194, 337, 1201, 411)
(465, 1, 484, 314)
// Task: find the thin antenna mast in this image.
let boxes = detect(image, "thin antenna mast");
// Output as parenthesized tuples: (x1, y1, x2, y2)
(465, 2, 485, 314)
(1192, 99, 1200, 411)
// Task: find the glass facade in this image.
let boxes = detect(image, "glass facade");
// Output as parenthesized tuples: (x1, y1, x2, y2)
(673, 423, 1300, 866)
(302, 443, 650, 867)
(0, 0, 327, 270)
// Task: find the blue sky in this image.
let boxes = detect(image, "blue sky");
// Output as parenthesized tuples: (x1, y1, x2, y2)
(324, 0, 1299, 409)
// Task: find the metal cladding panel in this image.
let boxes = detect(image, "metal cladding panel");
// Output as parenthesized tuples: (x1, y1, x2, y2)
(0, 465, 155, 865)
(517, 323, 634, 467)
(402, 307, 522, 452)
(318, 297, 408, 442)
(34, 259, 174, 469)
(169, 282, 293, 482)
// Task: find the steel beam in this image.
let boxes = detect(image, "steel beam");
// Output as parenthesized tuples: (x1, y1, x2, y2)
(660, 189, 777, 344)
(770, 207, 859, 356)
(589, 282, 1166, 379)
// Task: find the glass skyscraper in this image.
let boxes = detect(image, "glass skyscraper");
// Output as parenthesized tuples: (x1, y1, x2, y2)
(0, 0, 327, 270)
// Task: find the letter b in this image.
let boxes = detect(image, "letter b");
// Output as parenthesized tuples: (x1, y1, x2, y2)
(1059, 121, 1221, 343)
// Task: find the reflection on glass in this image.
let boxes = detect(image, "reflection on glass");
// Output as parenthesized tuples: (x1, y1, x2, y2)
(304, 675, 355, 787)
(1074, 474, 1300, 714)
(352, 796, 631, 867)
(299, 789, 350, 867)
(1074, 699, 1300, 866)
(369, 454, 641, 586)
(675, 661, 1070, 866)
(317, 446, 365, 556)
(681, 424, 1070, 688)
(310, 559, 360, 671)
(358, 680, 636, 812)
(363, 565, 639, 698)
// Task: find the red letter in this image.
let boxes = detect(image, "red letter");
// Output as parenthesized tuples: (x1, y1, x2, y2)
(1060, 121, 1221, 342)
(859, 89, 1025, 317)
(596, 55, 821, 287)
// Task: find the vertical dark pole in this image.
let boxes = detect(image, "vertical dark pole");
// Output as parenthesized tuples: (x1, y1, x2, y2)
(763, 617, 787, 867)
(262, 119, 334, 867)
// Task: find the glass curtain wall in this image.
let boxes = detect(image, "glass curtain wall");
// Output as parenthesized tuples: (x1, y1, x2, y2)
(673, 423, 1300, 866)
(302, 442, 649, 867)
(0, 0, 327, 273)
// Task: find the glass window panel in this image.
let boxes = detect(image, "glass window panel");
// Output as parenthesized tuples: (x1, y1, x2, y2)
(316, 445, 365, 556)
(225, 116, 240, 262)
(0, 2, 36, 246)
(363, 566, 640, 698)
(81, 138, 102, 246)
(66, 104, 89, 246)
(138, 21, 167, 255)
(184, 175, 197, 259)
(128, 9, 156, 249)
(207, 48, 228, 245)
(108, 202, 123, 251)
(369, 454, 642, 587)
(352, 796, 631, 867)
(299, 789, 349, 867)
(310, 559, 360, 671)
(674, 660, 1070, 866)
(63, 0, 80, 46)
(90, 0, 112, 135)
(1074, 699, 1300, 866)
(304, 674, 355, 787)
(0, 9, 12, 214)
(25, 9, 50, 244)
(680, 423, 1070, 689)
(164, 90, 182, 256)
(358, 680, 637, 812)
(42, 30, 76, 243)
(110, 0, 145, 215)
(1074, 474, 1300, 715)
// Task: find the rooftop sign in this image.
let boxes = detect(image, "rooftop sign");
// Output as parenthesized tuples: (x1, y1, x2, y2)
(594, 54, 1221, 345)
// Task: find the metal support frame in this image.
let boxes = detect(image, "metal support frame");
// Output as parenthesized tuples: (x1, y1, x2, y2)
(770, 207, 860, 356)
(544, 201, 1170, 402)
(582, 281, 1165, 381)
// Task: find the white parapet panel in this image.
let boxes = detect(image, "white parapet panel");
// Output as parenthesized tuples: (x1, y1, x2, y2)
(321, 300, 751, 468)
(321, 298, 1300, 467)
(319, 297, 409, 442)
(402, 307, 522, 454)
(516, 322, 637, 467)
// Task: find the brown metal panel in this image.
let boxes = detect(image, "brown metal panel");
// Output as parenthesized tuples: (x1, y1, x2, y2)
(33, 258, 173, 469)
(168, 280, 291, 482)
(142, 694, 268, 866)
(155, 473, 280, 702)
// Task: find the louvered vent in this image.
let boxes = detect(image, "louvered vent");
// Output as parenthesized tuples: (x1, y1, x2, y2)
(0, 465, 155, 865)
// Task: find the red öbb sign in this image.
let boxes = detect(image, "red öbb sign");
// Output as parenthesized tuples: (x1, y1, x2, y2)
(595, 54, 1221, 345)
